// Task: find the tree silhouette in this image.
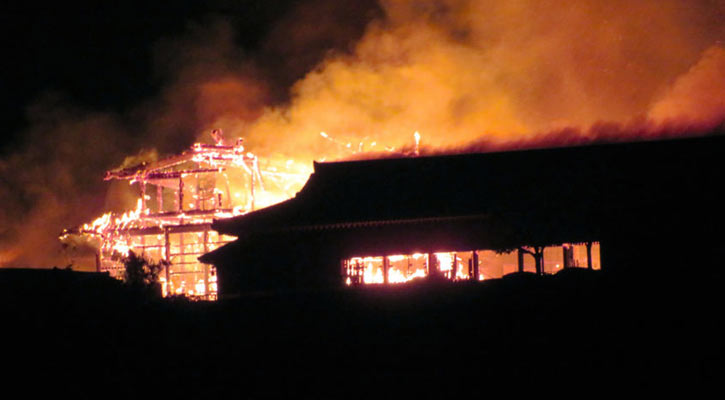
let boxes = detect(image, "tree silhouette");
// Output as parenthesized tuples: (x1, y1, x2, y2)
(496, 245, 547, 275)
(122, 251, 166, 294)
(518, 246, 546, 275)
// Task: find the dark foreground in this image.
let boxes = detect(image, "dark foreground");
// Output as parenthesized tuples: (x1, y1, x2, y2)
(2, 268, 723, 397)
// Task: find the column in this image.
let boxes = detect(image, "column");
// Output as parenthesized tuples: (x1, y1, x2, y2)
(472, 250, 480, 281)
(383, 256, 390, 284)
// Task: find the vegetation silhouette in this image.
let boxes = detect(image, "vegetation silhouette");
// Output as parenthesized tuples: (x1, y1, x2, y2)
(122, 250, 165, 297)
(2, 264, 722, 397)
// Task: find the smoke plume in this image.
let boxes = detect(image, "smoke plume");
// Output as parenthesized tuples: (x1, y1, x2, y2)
(235, 0, 724, 161)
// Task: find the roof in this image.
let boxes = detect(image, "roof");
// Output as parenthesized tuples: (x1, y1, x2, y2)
(211, 133, 725, 237)
(104, 143, 247, 183)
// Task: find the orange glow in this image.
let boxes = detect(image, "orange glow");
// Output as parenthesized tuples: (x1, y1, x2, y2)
(3, 1, 722, 272)
(345, 252, 468, 285)
(221, 2, 724, 170)
(343, 243, 600, 285)
(60, 136, 311, 300)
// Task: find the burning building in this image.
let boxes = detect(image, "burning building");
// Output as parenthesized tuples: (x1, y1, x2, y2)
(201, 132, 725, 297)
(59, 128, 724, 299)
(60, 131, 311, 299)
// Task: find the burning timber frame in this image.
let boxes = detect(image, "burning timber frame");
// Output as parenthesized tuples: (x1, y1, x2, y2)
(64, 138, 269, 300)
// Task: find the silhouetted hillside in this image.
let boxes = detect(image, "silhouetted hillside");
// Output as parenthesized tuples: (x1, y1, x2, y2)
(2, 267, 722, 397)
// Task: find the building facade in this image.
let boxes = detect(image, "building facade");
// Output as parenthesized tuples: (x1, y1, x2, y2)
(202, 133, 725, 297)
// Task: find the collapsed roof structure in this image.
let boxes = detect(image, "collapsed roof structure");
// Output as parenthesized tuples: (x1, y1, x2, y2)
(61, 132, 310, 299)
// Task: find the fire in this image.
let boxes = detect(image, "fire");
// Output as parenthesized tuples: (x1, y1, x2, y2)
(344, 251, 472, 285)
(1, 0, 721, 274)
(343, 244, 601, 285)
(59, 129, 422, 298)
(61, 132, 312, 300)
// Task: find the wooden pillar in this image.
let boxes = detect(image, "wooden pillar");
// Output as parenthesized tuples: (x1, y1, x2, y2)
(563, 244, 576, 269)
(341, 259, 348, 284)
(356, 260, 363, 284)
(586, 242, 593, 270)
(250, 164, 255, 211)
(450, 252, 457, 280)
(195, 174, 201, 210)
(178, 176, 184, 212)
(427, 253, 438, 278)
(203, 230, 210, 296)
(472, 251, 480, 281)
(140, 182, 146, 210)
(383, 256, 390, 285)
(139, 183, 146, 254)
(164, 227, 171, 295)
(157, 185, 163, 212)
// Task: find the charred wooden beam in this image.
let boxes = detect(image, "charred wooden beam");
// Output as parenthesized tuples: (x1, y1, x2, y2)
(124, 223, 213, 236)
(143, 168, 224, 181)
(586, 241, 593, 270)
(383, 256, 390, 284)
(563, 244, 574, 268)
(472, 250, 480, 281)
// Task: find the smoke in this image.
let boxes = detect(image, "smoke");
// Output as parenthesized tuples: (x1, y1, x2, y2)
(0, 96, 132, 268)
(258, 0, 384, 99)
(223, 0, 724, 162)
(649, 45, 725, 124)
(1, 0, 723, 268)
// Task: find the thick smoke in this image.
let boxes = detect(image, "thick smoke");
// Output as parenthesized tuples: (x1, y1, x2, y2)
(0, 97, 132, 268)
(649, 45, 725, 124)
(233, 0, 724, 161)
(1, 0, 723, 268)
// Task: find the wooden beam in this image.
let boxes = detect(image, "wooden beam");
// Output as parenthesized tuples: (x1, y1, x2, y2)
(383, 256, 390, 284)
(586, 242, 593, 270)
(472, 250, 480, 281)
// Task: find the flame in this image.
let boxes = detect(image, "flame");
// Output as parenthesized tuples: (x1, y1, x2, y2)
(345, 244, 600, 286)
(3, 0, 722, 273)
(347, 251, 467, 285)
(61, 138, 312, 300)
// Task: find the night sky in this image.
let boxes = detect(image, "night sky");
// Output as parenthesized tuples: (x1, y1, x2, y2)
(0, 2, 276, 150)
(0, 0, 379, 152)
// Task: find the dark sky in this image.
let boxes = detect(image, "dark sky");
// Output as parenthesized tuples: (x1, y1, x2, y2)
(0, 0, 370, 152)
